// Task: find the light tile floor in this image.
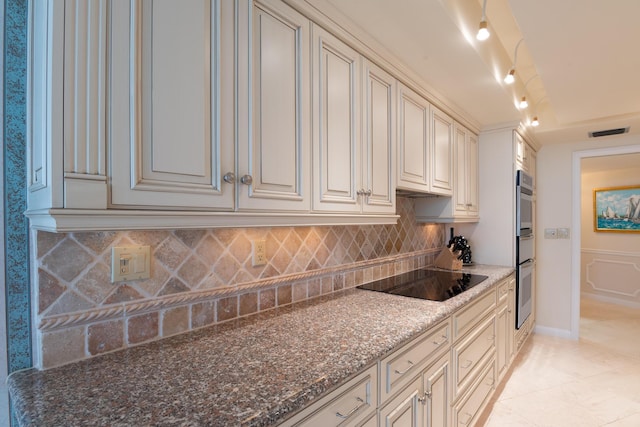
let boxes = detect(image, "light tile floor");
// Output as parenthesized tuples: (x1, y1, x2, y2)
(479, 298, 640, 427)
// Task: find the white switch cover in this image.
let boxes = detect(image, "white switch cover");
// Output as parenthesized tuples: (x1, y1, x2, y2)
(544, 228, 557, 239)
(111, 245, 151, 283)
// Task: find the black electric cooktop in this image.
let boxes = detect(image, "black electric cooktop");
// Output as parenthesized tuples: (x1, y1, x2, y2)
(356, 268, 488, 302)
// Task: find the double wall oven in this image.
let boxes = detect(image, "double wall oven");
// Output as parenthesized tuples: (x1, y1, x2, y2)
(516, 170, 534, 329)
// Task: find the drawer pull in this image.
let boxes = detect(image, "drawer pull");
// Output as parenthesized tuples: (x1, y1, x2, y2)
(459, 412, 473, 425)
(432, 335, 448, 346)
(335, 397, 365, 419)
(461, 359, 473, 369)
(394, 360, 414, 375)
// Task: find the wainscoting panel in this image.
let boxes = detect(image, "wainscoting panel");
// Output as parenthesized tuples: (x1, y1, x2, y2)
(581, 249, 640, 308)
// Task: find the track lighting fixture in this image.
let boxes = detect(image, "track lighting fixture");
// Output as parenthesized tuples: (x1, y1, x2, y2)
(504, 68, 515, 84)
(518, 75, 540, 109)
(519, 96, 528, 109)
(504, 39, 524, 85)
(529, 97, 548, 127)
(476, 0, 490, 41)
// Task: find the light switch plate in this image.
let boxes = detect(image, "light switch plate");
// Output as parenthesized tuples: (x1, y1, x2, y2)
(544, 228, 557, 239)
(111, 245, 151, 283)
(557, 227, 571, 239)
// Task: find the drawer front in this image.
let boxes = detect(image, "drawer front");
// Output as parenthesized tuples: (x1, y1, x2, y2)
(453, 358, 496, 427)
(453, 315, 495, 397)
(285, 365, 377, 427)
(381, 320, 451, 403)
(453, 290, 496, 340)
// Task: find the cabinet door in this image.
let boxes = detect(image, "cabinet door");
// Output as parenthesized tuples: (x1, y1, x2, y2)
(379, 377, 423, 427)
(110, 0, 234, 209)
(362, 60, 395, 214)
(430, 106, 453, 195)
(397, 84, 430, 192)
(496, 301, 509, 380)
(423, 353, 451, 427)
(454, 126, 479, 216)
(311, 25, 361, 213)
(466, 132, 479, 215)
(453, 126, 468, 214)
(515, 131, 526, 171)
(237, 0, 311, 211)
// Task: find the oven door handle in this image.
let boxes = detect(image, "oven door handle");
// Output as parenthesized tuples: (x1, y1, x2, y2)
(520, 259, 535, 267)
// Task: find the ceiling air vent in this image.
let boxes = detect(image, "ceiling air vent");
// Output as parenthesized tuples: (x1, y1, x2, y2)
(588, 127, 629, 138)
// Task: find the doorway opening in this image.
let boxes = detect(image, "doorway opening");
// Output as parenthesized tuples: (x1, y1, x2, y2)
(572, 147, 640, 342)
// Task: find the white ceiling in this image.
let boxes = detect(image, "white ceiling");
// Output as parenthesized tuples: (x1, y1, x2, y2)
(312, 0, 640, 146)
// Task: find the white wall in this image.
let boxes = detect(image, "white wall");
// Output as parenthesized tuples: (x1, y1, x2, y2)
(581, 165, 640, 307)
(536, 134, 640, 338)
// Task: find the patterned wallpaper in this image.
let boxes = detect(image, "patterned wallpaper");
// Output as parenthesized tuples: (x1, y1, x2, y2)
(34, 197, 445, 368)
(4, 0, 32, 377)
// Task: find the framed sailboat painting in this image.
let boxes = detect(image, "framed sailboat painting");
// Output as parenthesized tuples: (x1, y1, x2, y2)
(594, 185, 640, 232)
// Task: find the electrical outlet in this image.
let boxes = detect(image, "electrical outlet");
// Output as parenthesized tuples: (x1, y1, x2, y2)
(112, 245, 151, 283)
(252, 240, 267, 266)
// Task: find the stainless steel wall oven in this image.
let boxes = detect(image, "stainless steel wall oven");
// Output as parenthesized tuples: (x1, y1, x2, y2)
(516, 170, 534, 329)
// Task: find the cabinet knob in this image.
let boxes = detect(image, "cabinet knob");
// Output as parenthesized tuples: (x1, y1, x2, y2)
(418, 389, 432, 404)
(240, 174, 253, 185)
(223, 172, 235, 184)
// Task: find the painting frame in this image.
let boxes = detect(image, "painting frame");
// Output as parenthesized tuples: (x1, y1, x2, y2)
(593, 185, 640, 233)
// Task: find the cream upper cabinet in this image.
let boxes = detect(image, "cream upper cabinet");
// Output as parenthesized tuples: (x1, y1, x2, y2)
(397, 84, 456, 201)
(453, 124, 479, 217)
(430, 106, 454, 196)
(413, 122, 479, 223)
(109, 0, 235, 210)
(397, 83, 430, 192)
(361, 60, 396, 214)
(236, 0, 311, 212)
(312, 28, 395, 215)
(311, 25, 361, 213)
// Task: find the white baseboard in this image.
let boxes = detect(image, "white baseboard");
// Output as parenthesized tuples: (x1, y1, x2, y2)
(533, 324, 575, 340)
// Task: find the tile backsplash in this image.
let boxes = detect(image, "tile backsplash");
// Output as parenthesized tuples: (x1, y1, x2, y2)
(34, 197, 445, 368)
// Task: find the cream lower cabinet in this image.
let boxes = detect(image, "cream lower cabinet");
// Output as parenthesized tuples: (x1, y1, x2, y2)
(280, 365, 378, 427)
(280, 275, 528, 427)
(496, 275, 516, 380)
(379, 346, 452, 427)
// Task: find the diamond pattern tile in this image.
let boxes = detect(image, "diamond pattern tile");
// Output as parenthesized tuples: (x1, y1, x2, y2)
(34, 197, 446, 367)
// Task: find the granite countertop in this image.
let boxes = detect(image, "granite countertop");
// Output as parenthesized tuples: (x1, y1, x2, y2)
(8, 265, 513, 427)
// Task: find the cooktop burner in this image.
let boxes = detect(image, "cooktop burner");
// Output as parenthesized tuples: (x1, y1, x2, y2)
(356, 268, 488, 302)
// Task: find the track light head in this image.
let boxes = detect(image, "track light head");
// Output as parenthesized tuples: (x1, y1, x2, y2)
(519, 96, 528, 109)
(477, 21, 490, 41)
(504, 68, 515, 84)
